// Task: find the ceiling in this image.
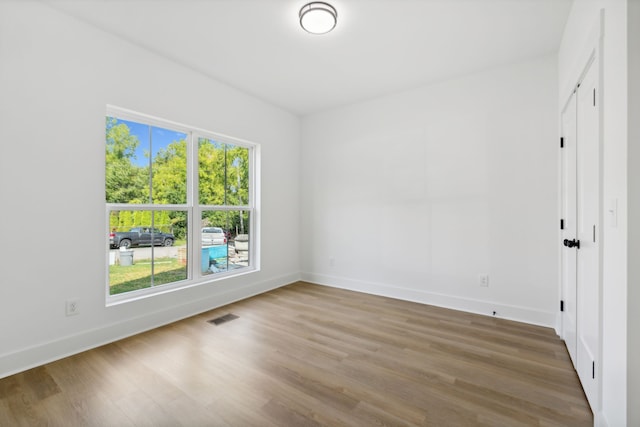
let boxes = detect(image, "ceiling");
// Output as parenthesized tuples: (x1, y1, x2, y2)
(49, 0, 573, 116)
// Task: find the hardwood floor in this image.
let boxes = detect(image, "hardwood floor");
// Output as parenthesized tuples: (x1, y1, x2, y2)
(0, 282, 592, 426)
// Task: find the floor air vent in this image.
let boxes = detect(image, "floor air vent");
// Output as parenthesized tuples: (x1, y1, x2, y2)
(208, 313, 239, 325)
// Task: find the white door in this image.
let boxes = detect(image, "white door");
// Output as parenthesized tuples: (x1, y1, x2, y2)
(560, 57, 601, 412)
(575, 60, 600, 409)
(560, 92, 577, 367)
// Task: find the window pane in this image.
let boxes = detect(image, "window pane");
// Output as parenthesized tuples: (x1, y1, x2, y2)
(198, 138, 249, 206)
(150, 126, 188, 205)
(105, 117, 148, 204)
(226, 144, 250, 206)
(108, 210, 187, 295)
(201, 210, 250, 276)
(199, 138, 226, 205)
(106, 118, 187, 205)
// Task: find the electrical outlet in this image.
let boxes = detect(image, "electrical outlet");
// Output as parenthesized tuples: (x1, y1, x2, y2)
(329, 257, 335, 267)
(66, 299, 80, 316)
(479, 274, 489, 287)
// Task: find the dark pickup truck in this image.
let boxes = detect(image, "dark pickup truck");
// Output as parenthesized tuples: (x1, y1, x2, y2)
(109, 227, 175, 249)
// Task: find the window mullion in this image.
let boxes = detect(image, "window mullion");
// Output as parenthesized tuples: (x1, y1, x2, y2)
(199, 205, 252, 211)
(188, 131, 198, 281)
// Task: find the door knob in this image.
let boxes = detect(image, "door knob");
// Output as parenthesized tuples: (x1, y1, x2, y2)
(563, 238, 580, 249)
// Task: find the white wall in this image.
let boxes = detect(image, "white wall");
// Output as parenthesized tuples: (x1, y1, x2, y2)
(301, 56, 559, 327)
(0, 2, 300, 378)
(558, 1, 629, 425)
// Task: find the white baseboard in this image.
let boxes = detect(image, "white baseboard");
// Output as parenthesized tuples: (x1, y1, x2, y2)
(0, 272, 301, 379)
(554, 312, 563, 336)
(594, 411, 608, 427)
(301, 272, 556, 328)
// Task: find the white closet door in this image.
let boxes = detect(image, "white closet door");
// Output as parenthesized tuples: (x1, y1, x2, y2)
(575, 59, 600, 410)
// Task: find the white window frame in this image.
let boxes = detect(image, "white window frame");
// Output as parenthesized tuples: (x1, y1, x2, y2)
(105, 105, 260, 305)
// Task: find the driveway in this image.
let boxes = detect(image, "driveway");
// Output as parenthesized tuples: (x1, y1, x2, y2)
(110, 245, 183, 262)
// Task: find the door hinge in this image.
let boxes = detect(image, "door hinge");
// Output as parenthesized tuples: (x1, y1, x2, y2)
(592, 361, 595, 379)
(560, 300, 564, 312)
(560, 219, 564, 230)
(593, 88, 596, 106)
(560, 137, 564, 148)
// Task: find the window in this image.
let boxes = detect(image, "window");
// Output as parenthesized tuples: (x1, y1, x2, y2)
(106, 106, 259, 303)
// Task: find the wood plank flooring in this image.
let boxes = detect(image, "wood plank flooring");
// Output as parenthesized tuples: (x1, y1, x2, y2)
(0, 282, 593, 426)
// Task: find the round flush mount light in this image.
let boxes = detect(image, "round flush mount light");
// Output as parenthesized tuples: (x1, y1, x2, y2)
(299, 2, 337, 35)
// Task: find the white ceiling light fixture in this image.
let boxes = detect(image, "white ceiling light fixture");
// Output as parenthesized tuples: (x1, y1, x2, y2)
(299, 2, 338, 35)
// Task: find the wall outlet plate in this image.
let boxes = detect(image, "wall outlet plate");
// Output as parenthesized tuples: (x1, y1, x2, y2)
(479, 274, 489, 287)
(66, 299, 80, 316)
